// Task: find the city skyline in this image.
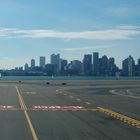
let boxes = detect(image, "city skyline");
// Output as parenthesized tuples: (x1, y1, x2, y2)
(21, 53, 140, 70)
(0, 0, 140, 69)
(1, 52, 140, 77)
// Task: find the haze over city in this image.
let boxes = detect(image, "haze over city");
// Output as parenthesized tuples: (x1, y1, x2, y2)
(0, 0, 140, 69)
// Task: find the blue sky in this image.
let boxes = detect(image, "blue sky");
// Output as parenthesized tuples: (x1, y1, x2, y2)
(0, 0, 140, 69)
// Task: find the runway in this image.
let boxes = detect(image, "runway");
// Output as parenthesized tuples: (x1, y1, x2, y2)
(0, 80, 140, 140)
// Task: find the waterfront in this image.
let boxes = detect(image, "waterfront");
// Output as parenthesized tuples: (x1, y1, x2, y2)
(0, 76, 140, 81)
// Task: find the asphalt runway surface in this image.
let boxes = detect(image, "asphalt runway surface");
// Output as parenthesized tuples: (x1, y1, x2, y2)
(0, 80, 140, 140)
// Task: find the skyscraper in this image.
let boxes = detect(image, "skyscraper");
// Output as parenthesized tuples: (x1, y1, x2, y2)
(83, 54, 92, 75)
(138, 59, 140, 66)
(122, 56, 135, 76)
(61, 59, 68, 72)
(138, 59, 140, 76)
(24, 63, 29, 71)
(31, 59, 35, 68)
(108, 57, 118, 76)
(71, 60, 82, 73)
(40, 56, 46, 67)
(93, 52, 99, 75)
(51, 54, 61, 72)
(99, 55, 108, 76)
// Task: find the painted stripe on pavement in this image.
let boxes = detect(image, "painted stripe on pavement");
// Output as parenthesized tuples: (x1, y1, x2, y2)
(16, 86, 38, 140)
(98, 107, 140, 129)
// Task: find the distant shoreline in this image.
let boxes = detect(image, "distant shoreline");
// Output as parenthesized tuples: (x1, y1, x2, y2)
(0, 76, 140, 80)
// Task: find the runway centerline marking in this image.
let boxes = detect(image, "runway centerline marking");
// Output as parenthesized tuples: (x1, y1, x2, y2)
(24, 92, 36, 95)
(85, 102, 91, 105)
(76, 98, 81, 101)
(69, 96, 74, 98)
(98, 107, 140, 129)
(16, 86, 38, 140)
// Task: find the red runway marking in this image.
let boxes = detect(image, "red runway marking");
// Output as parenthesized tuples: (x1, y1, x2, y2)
(32, 106, 84, 110)
(0, 105, 16, 110)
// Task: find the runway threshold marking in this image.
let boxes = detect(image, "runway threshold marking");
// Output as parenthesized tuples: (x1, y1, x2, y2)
(33, 105, 84, 110)
(98, 107, 140, 129)
(0, 105, 16, 110)
(110, 90, 140, 100)
(16, 86, 38, 140)
(32, 106, 97, 111)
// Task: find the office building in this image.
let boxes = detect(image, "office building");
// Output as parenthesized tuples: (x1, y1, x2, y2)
(71, 60, 82, 73)
(93, 52, 99, 75)
(61, 59, 68, 72)
(24, 63, 29, 71)
(122, 56, 135, 76)
(40, 56, 46, 67)
(83, 54, 92, 75)
(51, 54, 61, 72)
(99, 55, 108, 75)
(31, 59, 35, 68)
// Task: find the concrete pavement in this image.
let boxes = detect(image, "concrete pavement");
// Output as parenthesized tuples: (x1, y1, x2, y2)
(0, 80, 140, 140)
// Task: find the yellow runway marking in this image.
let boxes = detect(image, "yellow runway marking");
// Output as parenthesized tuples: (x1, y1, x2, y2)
(16, 86, 38, 140)
(98, 107, 140, 129)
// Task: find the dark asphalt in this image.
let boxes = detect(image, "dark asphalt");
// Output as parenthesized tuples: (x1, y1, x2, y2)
(0, 80, 140, 140)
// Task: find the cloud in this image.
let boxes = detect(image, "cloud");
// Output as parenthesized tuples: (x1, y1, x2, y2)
(61, 45, 117, 51)
(0, 25, 140, 40)
(116, 25, 140, 30)
(110, 7, 129, 16)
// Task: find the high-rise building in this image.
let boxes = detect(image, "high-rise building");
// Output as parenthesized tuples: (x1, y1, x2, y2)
(99, 55, 108, 75)
(51, 54, 61, 72)
(122, 56, 135, 76)
(31, 59, 35, 68)
(45, 64, 56, 76)
(83, 54, 92, 75)
(71, 60, 82, 73)
(138, 59, 140, 76)
(138, 59, 140, 66)
(108, 57, 118, 76)
(93, 52, 99, 75)
(24, 63, 29, 71)
(108, 57, 115, 66)
(61, 59, 68, 71)
(40, 56, 46, 67)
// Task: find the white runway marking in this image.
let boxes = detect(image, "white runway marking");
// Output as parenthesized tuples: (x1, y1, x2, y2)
(0, 105, 16, 110)
(69, 96, 74, 98)
(32, 105, 84, 110)
(110, 90, 140, 100)
(24, 92, 36, 95)
(76, 98, 81, 101)
(85, 102, 91, 105)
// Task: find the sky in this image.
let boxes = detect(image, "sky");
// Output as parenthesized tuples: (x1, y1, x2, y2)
(0, 0, 140, 69)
